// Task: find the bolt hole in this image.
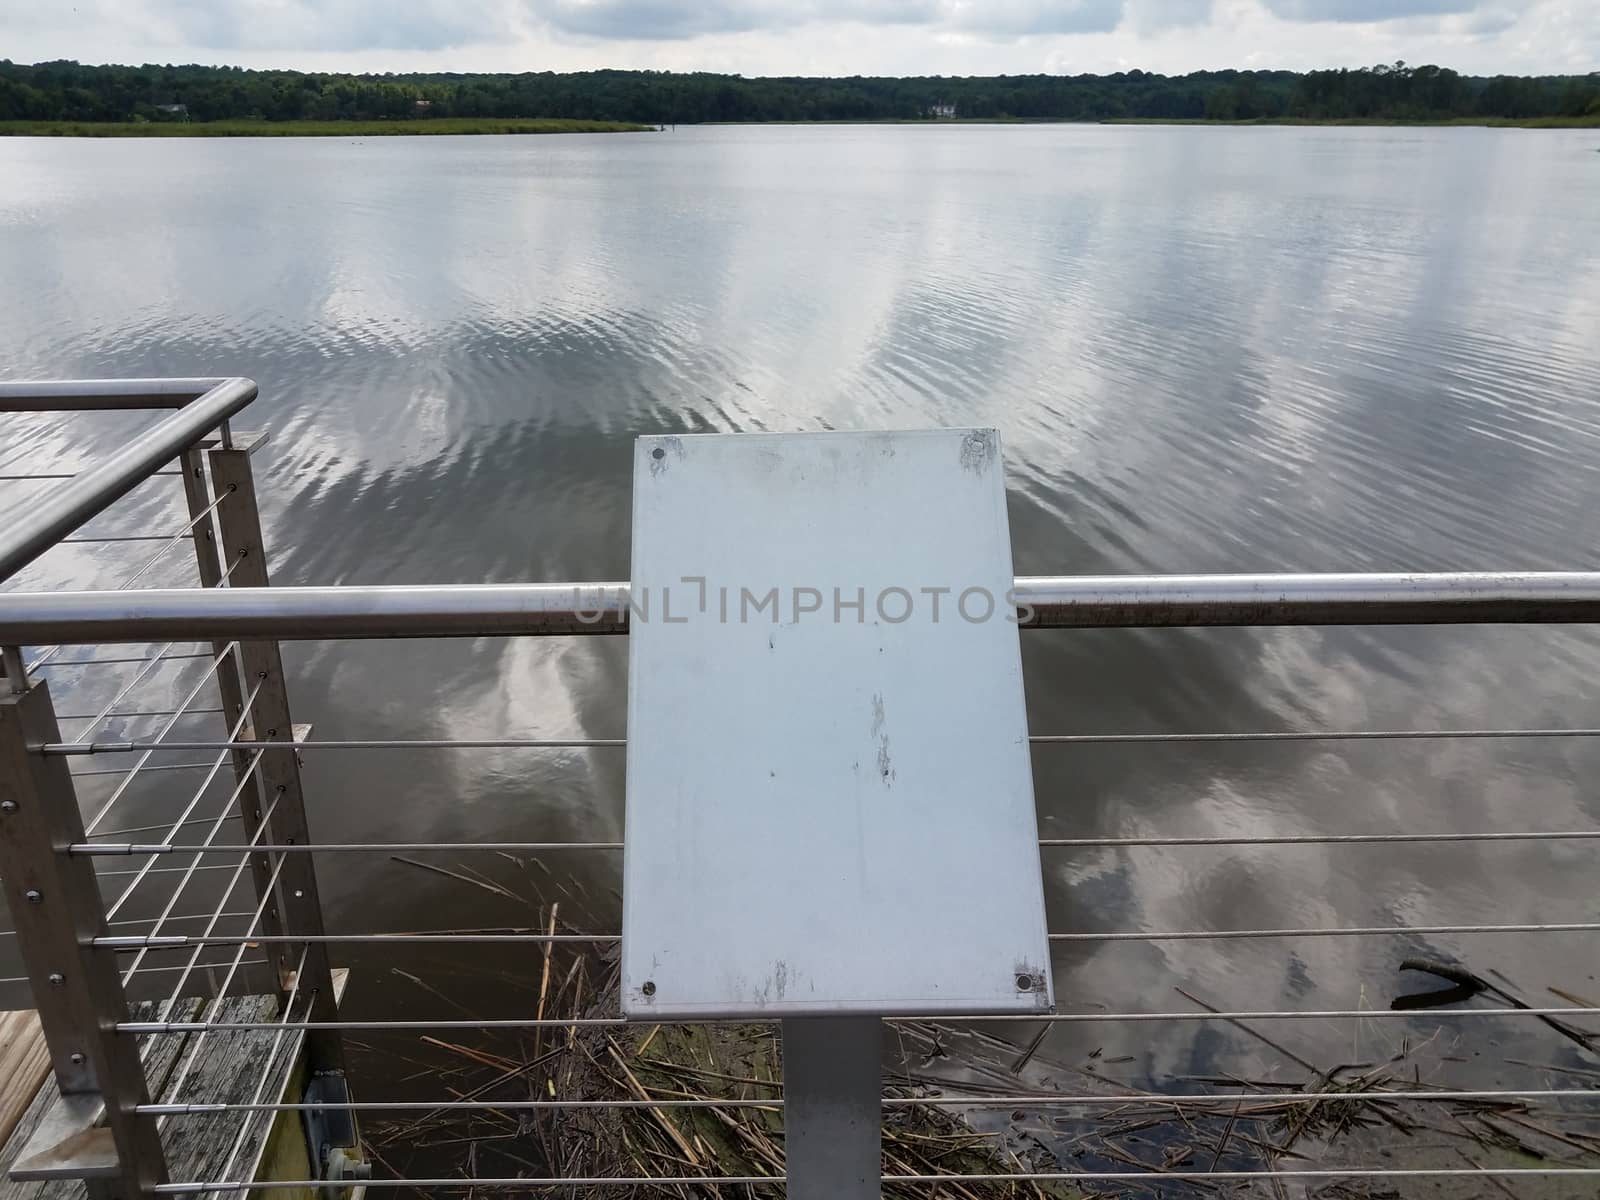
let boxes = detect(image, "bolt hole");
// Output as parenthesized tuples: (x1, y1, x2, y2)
(1015, 974, 1034, 992)
(641, 981, 656, 997)
(651, 448, 665, 461)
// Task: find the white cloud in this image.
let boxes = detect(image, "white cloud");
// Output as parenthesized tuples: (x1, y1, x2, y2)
(0, 0, 1590, 75)
(1263, 0, 1477, 21)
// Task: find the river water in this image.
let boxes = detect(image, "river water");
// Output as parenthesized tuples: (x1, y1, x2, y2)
(2, 124, 1599, 1132)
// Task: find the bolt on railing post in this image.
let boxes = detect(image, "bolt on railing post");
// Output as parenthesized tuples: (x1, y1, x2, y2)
(0, 655, 168, 1196)
(203, 443, 347, 1078)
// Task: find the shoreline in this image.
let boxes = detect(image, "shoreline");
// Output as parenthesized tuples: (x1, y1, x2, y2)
(0, 118, 653, 138)
(1101, 115, 1600, 128)
(3, 115, 1594, 138)
(706, 115, 1597, 128)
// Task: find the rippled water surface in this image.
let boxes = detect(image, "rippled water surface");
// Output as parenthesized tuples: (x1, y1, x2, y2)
(3, 125, 1599, 1102)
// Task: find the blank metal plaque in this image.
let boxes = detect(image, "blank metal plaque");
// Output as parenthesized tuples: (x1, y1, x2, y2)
(622, 429, 1052, 1019)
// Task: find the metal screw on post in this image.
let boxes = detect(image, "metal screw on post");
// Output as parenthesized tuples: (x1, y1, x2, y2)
(205, 439, 346, 1079)
(1, 667, 169, 1194)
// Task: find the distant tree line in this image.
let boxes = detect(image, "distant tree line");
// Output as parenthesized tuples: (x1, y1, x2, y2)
(2, 60, 1597, 125)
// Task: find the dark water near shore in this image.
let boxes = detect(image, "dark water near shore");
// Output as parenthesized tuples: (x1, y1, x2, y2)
(3, 125, 1599, 1117)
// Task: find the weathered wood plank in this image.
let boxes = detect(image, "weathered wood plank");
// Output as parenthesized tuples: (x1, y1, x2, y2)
(0, 999, 201, 1200)
(0, 1013, 49, 1149)
(163, 993, 282, 1188)
(1, 972, 351, 1199)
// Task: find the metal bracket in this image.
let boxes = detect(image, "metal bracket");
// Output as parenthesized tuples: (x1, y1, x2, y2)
(194, 430, 271, 455)
(1, 645, 24, 694)
(10, 1094, 118, 1181)
(303, 1072, 369, 1194)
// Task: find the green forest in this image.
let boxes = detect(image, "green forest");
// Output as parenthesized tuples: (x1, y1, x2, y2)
(2, 59, 1597, 127)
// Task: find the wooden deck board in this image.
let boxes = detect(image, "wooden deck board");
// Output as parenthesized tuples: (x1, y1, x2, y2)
(0, 1013, 49, 1150)
(0, 995, 294, 1200)
(163, 993, 283, 1188)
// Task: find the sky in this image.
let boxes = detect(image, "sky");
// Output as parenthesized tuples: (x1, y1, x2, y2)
(2, 0, 1596, 77)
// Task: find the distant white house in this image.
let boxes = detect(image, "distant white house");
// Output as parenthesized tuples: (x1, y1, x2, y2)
(928, 103, 957, 119)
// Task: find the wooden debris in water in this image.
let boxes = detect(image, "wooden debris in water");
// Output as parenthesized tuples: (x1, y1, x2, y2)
(361, 890, 1600, 1198)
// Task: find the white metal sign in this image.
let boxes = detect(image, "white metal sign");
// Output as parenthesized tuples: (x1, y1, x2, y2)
(622, 429, 1053, 1019)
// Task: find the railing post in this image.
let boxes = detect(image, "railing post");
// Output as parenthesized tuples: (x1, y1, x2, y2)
(780, 1017, 882, 1200)
(0, 653, 168, 1196)
(178, 445, 275, 961)
(179, 445, 250, 732)
(203, 443, 346, 1079)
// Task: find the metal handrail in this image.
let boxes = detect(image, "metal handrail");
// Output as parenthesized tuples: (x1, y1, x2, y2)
(6, 379, 1600, 1196)
(0, 378, 240, 412)
(5, 571, 1600, 641)
(0, 377, 257, 581)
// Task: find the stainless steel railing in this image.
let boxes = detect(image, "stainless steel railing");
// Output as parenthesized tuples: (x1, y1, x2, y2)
(0, 379, 256, 582)
(7, 571, 1600, 641)
(1, 378, 1597, 1197)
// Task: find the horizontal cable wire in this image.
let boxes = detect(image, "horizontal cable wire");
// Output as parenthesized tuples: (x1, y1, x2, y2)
(96, 862, 243, 880)
(45, 737, 623, 755)
(75, 841, 623, 855)
(69, 833, 1600, 854)
(63, 638, 189, 743)
(60, 534, 196, 544)
(60, 708, 225, 721)
(119, 747, 267, 983)
(115, 483, 234, 591)
(100, 932, 613, 948)
(0, 470, 182, 482)
(149, 1169, 1600, 1191)
(80, 641, 243, 836)
(22, 490, 230, 677)
(73, 760, 224, 778)
(1046, 922, 1600, 941)
(43, 726, 1600, 756)
(0, 959, 269, 985)
(1042, 830, 1600, 847)
(117, 1007, 1600, 1034)
(90, 921, 1600, 948)
(85, 810, 242, 840)
(140, 1086, 1599, 1115)
(156, 849, 289, 1106)
(199, 947, 310, 1156)
(101, 687, 265, 922)
(43, 651, 212, 669)
(1030, 728, 1600, 744)
(152, 786, 285, 1021)
(0, 910, 255, 939)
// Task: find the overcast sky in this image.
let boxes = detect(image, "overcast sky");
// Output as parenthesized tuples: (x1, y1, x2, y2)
(3, 1, 1595, 77)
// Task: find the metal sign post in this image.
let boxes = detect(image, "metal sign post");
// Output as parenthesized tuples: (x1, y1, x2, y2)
(622, 429, 1053, 1197)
